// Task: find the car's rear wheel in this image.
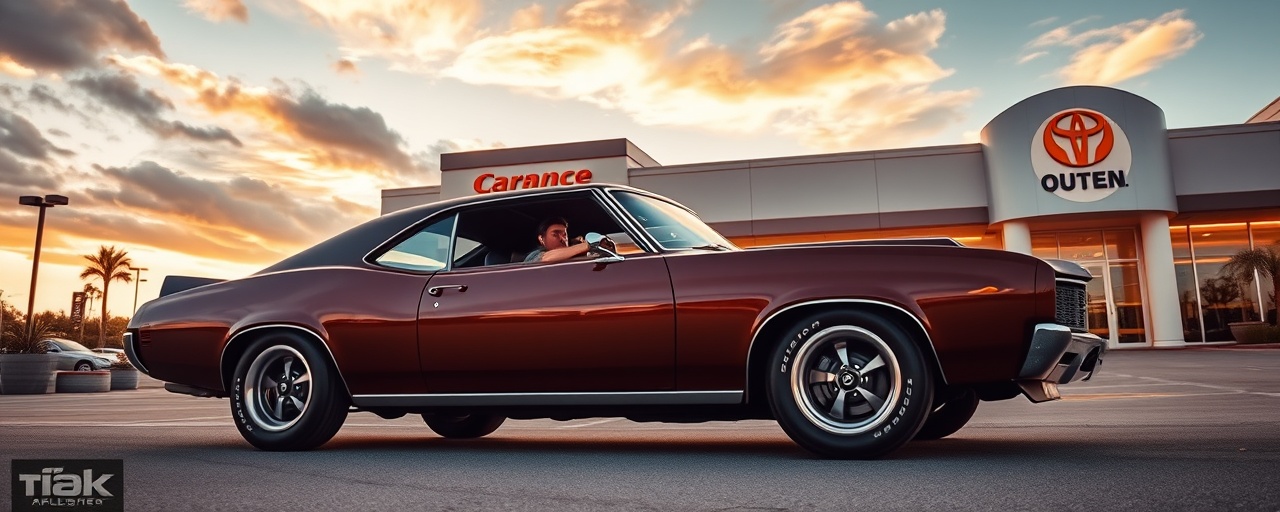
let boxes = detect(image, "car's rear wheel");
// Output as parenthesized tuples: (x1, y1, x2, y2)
(914, 388, 979, 441)
(767, 310, 934, 459)
(75, 361, 93, 372)
(230, 333, 348, 451)
(422, 413, 505, 439)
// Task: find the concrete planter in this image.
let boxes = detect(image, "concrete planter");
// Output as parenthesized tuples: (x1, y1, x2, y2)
(0, 354, 57, 394)
(110, 368, 140, 390)
(1228, 321, 1271, 344)
(55, 370, 111, 393)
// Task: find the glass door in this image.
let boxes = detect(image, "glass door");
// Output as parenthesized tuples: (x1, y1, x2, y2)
(1082, 261, 1149, 348)
(1110, 261, 1148, 345)
(1083, 263, 1113, 344)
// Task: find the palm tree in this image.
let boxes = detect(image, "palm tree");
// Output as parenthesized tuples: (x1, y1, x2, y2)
(79, 283, 101, 343)
(1221, 241, 1280, 326)
(80, 246, 132, 348)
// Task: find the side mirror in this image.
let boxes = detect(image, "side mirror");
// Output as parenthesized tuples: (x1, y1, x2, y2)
(585, 232, 624, 264)
(46, 346, 61, 353)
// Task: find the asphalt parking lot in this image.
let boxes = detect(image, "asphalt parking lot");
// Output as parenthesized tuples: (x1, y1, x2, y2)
(2, 346, 1279, 511)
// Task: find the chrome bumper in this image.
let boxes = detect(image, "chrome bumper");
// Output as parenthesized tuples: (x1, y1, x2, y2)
(122, 332, 150, 375)
(1016, 323, 1106, 403)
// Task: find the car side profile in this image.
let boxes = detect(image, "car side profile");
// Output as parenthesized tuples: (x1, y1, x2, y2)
(126, 184, 1104, 459)
(41, 338, 115, 371)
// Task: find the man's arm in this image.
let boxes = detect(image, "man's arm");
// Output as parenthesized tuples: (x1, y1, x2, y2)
(536, 242, 591, 263)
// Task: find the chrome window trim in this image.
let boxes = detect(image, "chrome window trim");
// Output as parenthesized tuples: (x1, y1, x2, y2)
(595, 188, 663, 253)
(744, 299, 947, 395)
(220, 324, 352, 398)
(351, 390, 743, 408)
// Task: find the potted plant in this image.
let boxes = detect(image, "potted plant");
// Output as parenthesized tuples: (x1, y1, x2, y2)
(1221, 241, 1280, 343)
(108, 352, 139, 390)
(0, 314, 58, 394)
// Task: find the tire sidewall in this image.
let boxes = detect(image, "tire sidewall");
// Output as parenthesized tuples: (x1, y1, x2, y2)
(230, 333, 344, 450)
(767, 310, 934, 458)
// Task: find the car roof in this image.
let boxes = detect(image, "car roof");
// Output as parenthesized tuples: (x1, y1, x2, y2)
(256, 184, 659, 275)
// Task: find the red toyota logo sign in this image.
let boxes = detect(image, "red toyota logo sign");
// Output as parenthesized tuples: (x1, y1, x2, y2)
(1031, 108, 1132, 203)
(1043, 110, 1114, 167)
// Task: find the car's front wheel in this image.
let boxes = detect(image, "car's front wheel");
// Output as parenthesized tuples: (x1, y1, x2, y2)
(767, 310, 934, 459)
(74, 361, 93, 372)
(422, 413, 505, 439)
(230, 333, 348, 451)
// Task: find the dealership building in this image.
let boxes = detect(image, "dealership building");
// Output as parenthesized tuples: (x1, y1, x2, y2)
(383, 86, 1280, 350)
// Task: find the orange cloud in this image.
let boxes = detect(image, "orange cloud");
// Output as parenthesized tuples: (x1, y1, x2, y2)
(1027, 10, 1201, 85)
(284, 0, 973, 150)
(184, 0, 249, 23)
(107, 55, 428, 183)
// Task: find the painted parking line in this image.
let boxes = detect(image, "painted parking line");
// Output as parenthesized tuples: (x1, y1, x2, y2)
(1062, 391, 1240, 401)
(558, 418, 619, 429)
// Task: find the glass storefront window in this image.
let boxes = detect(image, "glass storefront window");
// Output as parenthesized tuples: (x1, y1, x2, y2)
(1169, 226, 1202, 342)
(1249, 222, 1280, 325)
(1058, 231, 1105, 261)
(1190, 223, 1258, 341)
(1031, 233, 1058, 259)
(1105, 230, 1138, 260)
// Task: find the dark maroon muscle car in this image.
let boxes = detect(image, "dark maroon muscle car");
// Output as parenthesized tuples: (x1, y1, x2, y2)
(125, 184, 1104, 458)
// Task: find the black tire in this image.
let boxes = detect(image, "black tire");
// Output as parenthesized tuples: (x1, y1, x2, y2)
(767, 310, 934, 459)
(913, 388, 979, 441)
(75, 361, 93, 372)
(229, 332, 349, 451)
(422, 413, 505, 439)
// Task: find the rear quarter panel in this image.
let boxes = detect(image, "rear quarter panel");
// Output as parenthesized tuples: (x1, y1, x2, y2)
(665, 245, 1049, 391)
(131, 267, 429, 394)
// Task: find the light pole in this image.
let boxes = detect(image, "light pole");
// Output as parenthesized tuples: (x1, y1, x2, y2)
(129, 266, 148, 313)
(19, 194, 69, 342)
(0, 288, 6, 348)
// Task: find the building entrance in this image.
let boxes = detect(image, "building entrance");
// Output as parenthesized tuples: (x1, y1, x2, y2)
(1032, 229, 1149, 347)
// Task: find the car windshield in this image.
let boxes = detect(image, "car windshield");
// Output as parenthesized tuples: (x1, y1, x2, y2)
(53, 339, 94, 352)
(612, 191, 738, 251)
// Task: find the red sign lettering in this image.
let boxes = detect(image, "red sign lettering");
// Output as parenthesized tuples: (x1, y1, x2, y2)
(473, 169, 593, 194)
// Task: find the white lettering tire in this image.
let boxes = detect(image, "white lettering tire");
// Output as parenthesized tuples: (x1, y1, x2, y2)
(767, 310, 934, 459)
(230, 333, 348, 451)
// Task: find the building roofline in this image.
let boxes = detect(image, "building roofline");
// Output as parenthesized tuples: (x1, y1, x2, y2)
(441, 138, 660, 171)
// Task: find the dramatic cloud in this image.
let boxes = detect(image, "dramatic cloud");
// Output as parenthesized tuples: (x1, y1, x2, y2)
(109, 55, 427, 180)
(185, 0, 249, 23)
(1026, 10, 1202, 85)
(290, 0, 973, 150)
(70, 72, 242, 146)
(0, 108, 73, 160)
(0, 0, 164, 72)
(88, 161, 373, 251)
(291, 0, 482, 66)
(1018, 51, 1048, 64)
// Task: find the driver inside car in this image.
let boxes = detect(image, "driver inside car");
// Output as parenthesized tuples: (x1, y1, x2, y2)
(524, 217, 593, 263)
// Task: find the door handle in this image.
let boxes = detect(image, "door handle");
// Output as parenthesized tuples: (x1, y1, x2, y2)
(427, 284, 468, 297)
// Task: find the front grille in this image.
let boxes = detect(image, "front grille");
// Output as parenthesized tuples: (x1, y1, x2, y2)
(1055, 281, 1087, 331)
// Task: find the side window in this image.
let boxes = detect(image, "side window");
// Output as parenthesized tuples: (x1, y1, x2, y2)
(374, 214, 455, 271)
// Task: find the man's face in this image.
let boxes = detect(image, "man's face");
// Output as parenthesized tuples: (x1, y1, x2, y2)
(540, 223, 569, 249)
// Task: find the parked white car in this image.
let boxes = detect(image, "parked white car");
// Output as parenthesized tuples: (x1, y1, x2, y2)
(40, 338, 115, 371)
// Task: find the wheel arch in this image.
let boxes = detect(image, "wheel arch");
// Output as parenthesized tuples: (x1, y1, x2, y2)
(219, 324, 352, 399)
(744, 299, 947, 406)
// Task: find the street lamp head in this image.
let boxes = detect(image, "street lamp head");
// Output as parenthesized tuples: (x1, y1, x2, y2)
(44, 194, 69, 206)
(18, 195, 43, 206)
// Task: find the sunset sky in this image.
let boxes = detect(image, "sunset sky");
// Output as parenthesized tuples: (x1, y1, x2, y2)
(1, 0, 1277, 317)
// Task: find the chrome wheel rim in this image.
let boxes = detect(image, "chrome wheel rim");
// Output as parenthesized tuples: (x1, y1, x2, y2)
(243, 346, 312, 432)
(790, 326, 901, 435)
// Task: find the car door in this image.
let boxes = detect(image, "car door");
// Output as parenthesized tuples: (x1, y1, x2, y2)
(417, 253, 676, 393)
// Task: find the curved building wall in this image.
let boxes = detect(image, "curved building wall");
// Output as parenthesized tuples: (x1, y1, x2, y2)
(982, 86, 1178, 224)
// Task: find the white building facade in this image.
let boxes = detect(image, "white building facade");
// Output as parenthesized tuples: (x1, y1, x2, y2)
(383, 86, 1280, 349)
